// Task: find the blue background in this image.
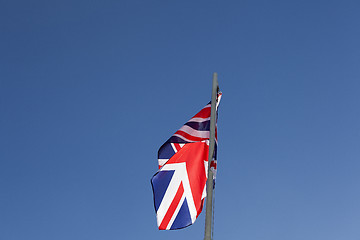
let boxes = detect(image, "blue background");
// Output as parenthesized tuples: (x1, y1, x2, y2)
(1, 0, 360, 239)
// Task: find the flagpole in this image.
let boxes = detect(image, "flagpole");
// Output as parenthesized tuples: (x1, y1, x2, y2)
(204, 72, 218, 240)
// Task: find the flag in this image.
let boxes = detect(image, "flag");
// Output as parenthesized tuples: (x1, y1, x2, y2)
(151, 92, 222, 230)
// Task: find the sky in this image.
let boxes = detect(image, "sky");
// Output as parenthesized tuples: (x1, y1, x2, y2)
(1, 0, 360, 239)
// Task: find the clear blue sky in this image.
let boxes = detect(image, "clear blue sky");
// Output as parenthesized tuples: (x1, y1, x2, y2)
(1, 0, 360, 239)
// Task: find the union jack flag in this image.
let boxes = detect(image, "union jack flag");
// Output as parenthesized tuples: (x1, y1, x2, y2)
(151, 92, 222, 230)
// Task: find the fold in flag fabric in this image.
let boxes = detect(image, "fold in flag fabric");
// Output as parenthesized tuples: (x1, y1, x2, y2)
(151, 92, 222, 230)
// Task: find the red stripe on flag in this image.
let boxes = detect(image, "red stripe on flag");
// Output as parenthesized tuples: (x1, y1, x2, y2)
(159, 182, 184, 230)
(210, 161, 217, 169)
(173, 143, 182, 152)
(192, 107, 211, 119)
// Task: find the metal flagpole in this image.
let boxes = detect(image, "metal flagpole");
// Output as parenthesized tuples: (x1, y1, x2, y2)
(204, 72, 219, 240)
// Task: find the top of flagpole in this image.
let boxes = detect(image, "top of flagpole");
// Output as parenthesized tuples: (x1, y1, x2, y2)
(213, 72, 219, 93)
(209, 72, 218, 159)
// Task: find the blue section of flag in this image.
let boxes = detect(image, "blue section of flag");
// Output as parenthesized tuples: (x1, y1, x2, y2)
(151, 170, 174, 211)
(184, 120, 210, 131)
(170, 199, 192, 230)
(165, 136, 187, 144)
(158, 143, 175, 159)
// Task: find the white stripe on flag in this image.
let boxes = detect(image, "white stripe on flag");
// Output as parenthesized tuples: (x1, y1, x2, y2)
(177, 125, 210, 139)
(188, 117, 211, 122)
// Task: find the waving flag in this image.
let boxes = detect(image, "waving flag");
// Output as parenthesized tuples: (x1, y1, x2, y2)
(151, 93, 222, 230)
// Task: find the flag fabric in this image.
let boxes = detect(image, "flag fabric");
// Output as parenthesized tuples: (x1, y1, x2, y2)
(151, 92, 222, 230)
